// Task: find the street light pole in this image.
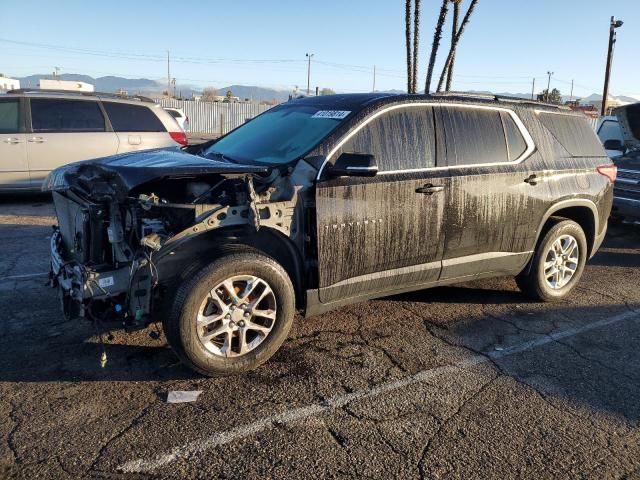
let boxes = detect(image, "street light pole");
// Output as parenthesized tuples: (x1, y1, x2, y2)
(601, 16, 624, 116)
(306, 53, 314, 95)
(546, 71, 553, 102)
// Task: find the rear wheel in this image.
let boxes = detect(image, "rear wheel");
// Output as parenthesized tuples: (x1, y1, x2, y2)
(516, 220, 587, 302)
(164, 252, 295, 376)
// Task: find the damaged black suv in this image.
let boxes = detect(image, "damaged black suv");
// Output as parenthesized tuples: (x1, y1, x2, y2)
(46, 93, 615, 376)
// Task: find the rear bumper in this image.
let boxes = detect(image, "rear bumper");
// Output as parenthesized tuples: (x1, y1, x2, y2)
(612, 195, 640, 220)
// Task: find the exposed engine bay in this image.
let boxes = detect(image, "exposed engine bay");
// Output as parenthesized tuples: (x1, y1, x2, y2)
(47, 151, 316, 331)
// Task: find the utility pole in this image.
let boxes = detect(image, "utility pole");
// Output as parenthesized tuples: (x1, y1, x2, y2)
(531, 77, 535, 100)
(167, 51, 171, 98)
(373, 65, 376, 92)
(602, 16, 624, 116)
(545, 71, 553, 102)
(305, 53, 314, 95)
(570, 80, 574, 103)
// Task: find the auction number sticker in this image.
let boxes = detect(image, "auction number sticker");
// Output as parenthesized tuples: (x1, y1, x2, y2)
(312, 110, 351, 119)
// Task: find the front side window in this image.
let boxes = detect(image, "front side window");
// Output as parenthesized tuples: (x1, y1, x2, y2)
(338, 106, 436, 172)
(0, 99, 19, 133)
(31, 99, 105, 132)
(598, 120, 624, 144)
(103, 102, 165, 132)
(440, 107, 508, 166)
(204, 105, 348, 165)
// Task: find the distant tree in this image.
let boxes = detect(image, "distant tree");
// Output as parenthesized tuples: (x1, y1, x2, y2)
(425, 0, 449, 94)
(406, 0, 413, 94)
(320, 88, 336, 96)
(445, 0, 462, 91)
(201, 87, 218, 101)
(224, 90, 234, 102)
(436, 0, 479, 92)
(538, 88, 562, 104)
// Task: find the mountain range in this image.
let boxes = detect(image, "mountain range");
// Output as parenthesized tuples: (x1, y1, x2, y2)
(14, 74, 640, 105)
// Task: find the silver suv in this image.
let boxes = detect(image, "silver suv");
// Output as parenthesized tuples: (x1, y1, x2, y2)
(0, 89, 187, 192)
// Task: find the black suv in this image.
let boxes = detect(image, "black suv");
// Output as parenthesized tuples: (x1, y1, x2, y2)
(45, 93, 615, 376)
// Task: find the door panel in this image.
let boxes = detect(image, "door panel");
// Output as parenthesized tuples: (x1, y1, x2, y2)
(27, 98, 119, 187)
(0, 98, 29, 189)
(27, 132, 119, 186)
(316, 172, 448, 303)
(436, 105, 543, 280)
(0, 134, 29, 189)
(315, 104, 446, 304)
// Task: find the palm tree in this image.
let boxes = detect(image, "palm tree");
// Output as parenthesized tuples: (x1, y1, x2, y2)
(436, 0, 479, 92)
(406, 0, 413, 94)
(411, 0, 421, 93)
(424, 0, 450, 94)
(445, 0, 461, 91)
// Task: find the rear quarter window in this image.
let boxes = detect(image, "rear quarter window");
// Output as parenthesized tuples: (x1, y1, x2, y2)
(538, 112, 604, 157)
(103, 102, 165, 132)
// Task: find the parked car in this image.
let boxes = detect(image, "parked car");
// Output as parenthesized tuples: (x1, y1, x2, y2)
(163, 107, 189, 132)
(0, 89, 187, 192)
(597, 115, 626, 158)
(45, 93, 614, 376)
(606, 102, 640, 222)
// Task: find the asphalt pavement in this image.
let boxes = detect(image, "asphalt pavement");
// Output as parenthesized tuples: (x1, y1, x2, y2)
(1, 194, 640, 479)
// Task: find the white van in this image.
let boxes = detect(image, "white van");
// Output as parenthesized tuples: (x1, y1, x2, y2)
(0, 90, 187, 192)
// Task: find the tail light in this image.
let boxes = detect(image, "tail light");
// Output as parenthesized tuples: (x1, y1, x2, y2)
(596, 164, 617, 183)
(169, 131, 188, 146)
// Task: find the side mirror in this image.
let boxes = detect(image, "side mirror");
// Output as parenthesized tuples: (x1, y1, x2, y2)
(604, 139, 626, 153)
(328, 152, 378, 177)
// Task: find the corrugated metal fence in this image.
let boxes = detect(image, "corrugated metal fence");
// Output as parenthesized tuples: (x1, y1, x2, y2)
(154, 99, 273, 135)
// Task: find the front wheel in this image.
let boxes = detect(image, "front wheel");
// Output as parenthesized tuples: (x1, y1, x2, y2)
(164, 251, 296, 376)
(516, 220, 588, 302)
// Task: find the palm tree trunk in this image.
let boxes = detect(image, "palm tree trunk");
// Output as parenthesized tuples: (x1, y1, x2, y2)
(436, 0, 479, 92)
(424, 0, 449, 94)
(406, 0, 413, 94)
(445, 1, 460, 91)
(411, 0, 421, 93)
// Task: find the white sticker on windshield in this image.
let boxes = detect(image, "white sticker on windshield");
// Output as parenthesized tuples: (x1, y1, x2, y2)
(98, 276, 114, 288)
(311, 110, 351, 120)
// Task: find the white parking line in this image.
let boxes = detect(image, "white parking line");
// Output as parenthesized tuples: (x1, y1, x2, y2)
(0, 272, 49, 282)
(119, 308, 640, 474)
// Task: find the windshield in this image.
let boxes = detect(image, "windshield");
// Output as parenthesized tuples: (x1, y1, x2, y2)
(203, 105, 350, 165)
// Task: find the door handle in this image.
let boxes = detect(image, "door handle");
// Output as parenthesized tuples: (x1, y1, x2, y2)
(3, 138, 21, 144)
(524, 174, 538, 186)
(28, 137, 45, 144)
(415, 184, 445, 195)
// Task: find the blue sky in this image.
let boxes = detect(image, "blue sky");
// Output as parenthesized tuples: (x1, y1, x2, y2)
(1, 0, 638, 98)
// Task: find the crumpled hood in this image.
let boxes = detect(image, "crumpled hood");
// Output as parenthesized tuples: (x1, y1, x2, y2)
(613, 102, 640, 150)
(43, 147, 272, 192)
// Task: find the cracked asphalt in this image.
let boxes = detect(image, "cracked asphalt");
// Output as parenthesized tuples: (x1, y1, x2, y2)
(1, 194, 640, 479)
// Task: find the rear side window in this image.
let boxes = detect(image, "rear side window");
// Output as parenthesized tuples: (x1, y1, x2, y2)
(339, 106, 436, 172)
(538, 113, 604, 157)
(31, 99, 105, 132)
(166, 109, 181, 118)
(103, 102, 165, 132)
(500, 112, 527, 161)
(440, 107, 508, 166)
(0, 99, 19, 133)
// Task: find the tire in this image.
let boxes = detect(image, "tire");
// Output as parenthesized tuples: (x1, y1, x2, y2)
(164, 251, 296, 376)
(516, 219, 588, 302)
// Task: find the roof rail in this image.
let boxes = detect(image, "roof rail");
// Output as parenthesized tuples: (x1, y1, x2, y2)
(431, 90, 569, 110)
(6, 88, 155, 103)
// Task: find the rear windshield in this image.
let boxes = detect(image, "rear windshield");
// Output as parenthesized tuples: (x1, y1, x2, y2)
(203, 105, 349, 165)
(538, 112, 604, 157)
